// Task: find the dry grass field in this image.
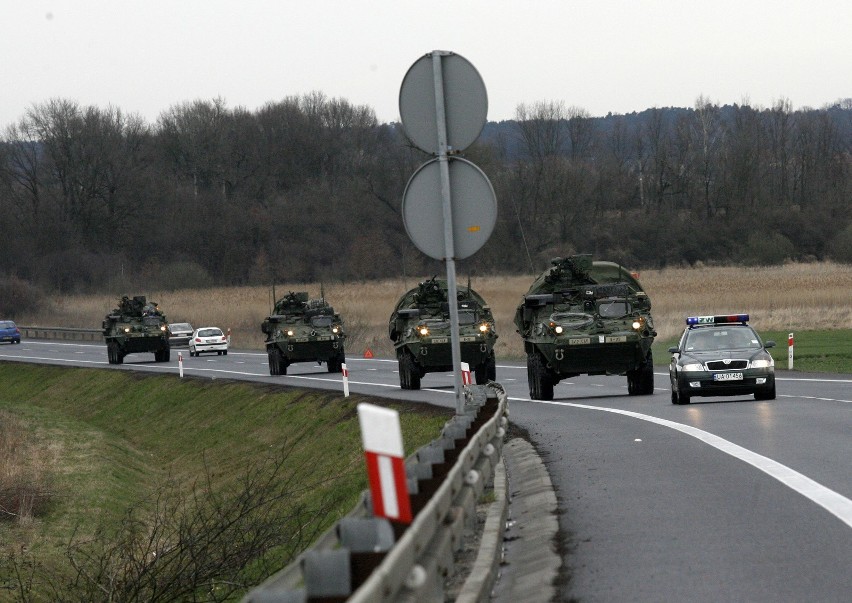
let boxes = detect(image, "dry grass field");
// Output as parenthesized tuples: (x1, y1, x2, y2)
(18, 262, 852, 360)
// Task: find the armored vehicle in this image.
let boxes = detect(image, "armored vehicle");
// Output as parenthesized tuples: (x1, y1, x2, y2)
(514, 255, 656, 400)
(103, 295, 170, 364)
(389, 277, 498, 390)
(262, 291, 346, 375)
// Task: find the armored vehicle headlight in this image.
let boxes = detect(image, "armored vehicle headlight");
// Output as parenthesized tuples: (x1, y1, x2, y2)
(418, 325, 430, 336)
(632, 317, 645, 330)
(682, 362, 704, 372)
(332, 326, 340, 334)
(286, 329, 295, 337)
(124, 327, 131, 333)
(479, 323, 489, 333)
(554, 325, 564, 334)
(160, 325, 167, 332)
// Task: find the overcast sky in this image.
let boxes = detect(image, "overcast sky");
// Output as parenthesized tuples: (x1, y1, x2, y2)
(2, 1, 850, 129)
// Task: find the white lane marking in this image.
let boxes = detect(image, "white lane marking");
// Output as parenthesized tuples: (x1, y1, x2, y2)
(509, 395, 852, 529)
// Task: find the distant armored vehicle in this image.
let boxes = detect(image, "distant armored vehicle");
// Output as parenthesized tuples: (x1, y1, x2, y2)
(389, 277, 498, 390)
(514, 255, 656, 400)
(262, 291, 346, 375)
(103, 295, 170, 364)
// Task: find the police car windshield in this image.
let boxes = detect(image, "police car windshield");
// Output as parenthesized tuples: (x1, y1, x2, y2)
(684, 327, 761, 351)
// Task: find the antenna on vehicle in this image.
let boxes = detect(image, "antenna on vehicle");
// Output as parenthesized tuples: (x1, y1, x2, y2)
(320, 282, 325, 302)
(271, 283, 276, 314)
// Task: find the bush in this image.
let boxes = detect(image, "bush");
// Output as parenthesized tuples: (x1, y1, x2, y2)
(152, 261, 214, 291)
(0, 275, 44, 318)
(827, 223, 852, 263)
(741, 232, 797, 266)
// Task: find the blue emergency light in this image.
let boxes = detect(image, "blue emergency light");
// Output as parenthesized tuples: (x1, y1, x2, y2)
(686, 314, 749, 326)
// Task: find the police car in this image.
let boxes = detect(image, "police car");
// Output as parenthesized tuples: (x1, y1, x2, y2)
(668, 314, 776, 405)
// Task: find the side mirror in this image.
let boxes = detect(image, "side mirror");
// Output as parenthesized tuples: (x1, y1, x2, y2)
(764, 340, 776, 349)
(667, 346, 679, 354)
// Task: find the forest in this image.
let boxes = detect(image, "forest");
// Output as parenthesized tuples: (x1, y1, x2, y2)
(1, 94, 850, 296)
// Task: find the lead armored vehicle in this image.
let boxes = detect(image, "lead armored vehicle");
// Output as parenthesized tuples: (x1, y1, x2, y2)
(389, 277, 498, 390)
(103, 295, 170, 364)
(515, 255, 656, 400)
(262, 291, 346, 375)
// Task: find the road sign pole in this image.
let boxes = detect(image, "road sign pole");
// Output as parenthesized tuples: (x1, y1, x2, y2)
(432, 51, 465, 415)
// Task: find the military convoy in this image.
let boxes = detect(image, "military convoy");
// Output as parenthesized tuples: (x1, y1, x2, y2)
(514, 255, 657, 400)
(104, 256, 657, 400)
(103, 295, 170, 364)
(389, 277, 498, 390)
(261, 291, 346, 376)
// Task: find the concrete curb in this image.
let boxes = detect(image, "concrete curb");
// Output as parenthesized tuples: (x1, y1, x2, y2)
(455, 455, 508, 603)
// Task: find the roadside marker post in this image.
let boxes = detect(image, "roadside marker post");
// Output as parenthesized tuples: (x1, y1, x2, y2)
(788, 332, 794, 370)
(357, 403, 412, 524)
(342, 363, 350, 397)
(179, 352, 184, 378)
(461, 361, 472, 386)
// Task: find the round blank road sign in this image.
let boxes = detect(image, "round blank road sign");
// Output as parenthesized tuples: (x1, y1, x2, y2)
(402, 157, 497, 260)
(399, 52, 488, 154)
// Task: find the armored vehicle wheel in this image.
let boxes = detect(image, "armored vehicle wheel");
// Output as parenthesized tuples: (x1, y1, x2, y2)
(628, 352, 655, 395)
(107, 342, 122, 365)
(475, 354, 496, 385)
(399, 353, 421, 390)
(268, 348, 287, 376)
(527, 352, 553, 401)
(327, 355, 344, 373)
(154, 348, 170, 362)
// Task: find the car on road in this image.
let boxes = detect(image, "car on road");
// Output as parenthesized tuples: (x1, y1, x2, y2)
(668, 314, 776, 404)
(167, 322, 194, 347)
(189, 327, 229, 357)
(0, 320, 21, 344)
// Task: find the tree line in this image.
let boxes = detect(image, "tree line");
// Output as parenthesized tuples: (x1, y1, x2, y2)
(1, 94, 850, 296)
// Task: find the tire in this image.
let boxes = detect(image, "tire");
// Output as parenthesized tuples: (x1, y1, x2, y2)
(754, 382, 776, 400)
(107, 342, 119, 365)
(675, 388, 691, 405)
(475, 354, 496, 384)
(399, 353, 421, 390)
(327, 355, 344, 373)
(223, 350, 227, 356)
(527, 352, 553, 401)
(628, 352, 655, 396)
(268, 348, 283, 376)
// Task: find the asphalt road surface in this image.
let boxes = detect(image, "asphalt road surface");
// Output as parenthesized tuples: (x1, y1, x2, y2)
(3, 340, 851, 602)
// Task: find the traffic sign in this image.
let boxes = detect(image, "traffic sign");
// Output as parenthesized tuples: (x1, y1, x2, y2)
(402, 157, 496, 260)
(399, 51, 487, 154)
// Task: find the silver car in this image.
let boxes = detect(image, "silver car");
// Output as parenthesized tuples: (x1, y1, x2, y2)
(168, 322, 193, 347)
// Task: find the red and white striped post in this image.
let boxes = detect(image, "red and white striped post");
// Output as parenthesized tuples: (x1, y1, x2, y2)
(357, 403, 412, 524)
(178, 352, 184, 378)
(342, 363, 350, 397)
(460, 361, 472, 386)
(788, 332, 794, 370)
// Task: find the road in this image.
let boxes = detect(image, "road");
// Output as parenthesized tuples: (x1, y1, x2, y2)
(3, 340, 851, 602)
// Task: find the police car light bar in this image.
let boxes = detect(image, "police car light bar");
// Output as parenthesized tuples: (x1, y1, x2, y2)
(686, 314, 749, 326)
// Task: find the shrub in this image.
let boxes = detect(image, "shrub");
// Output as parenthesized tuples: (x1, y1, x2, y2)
(0, 275, 44, 318)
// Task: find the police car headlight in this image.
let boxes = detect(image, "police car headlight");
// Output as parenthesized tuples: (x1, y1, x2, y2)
(682, 363, 704, 372)
(751, 358, 773, 368)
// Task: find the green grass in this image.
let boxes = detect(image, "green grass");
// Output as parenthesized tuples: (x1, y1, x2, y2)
(653, 329, 852, 374)
(0, 363, 451, 598)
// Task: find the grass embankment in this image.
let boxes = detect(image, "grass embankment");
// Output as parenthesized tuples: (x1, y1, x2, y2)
(16, 262, 852, 372)
(0, 363, 451, 599)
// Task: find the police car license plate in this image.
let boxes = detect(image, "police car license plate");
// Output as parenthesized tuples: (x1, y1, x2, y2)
(714, 372, 743, 381)
(431, 337, 448, 344)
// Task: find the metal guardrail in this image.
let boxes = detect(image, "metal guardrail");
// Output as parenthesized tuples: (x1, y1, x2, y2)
(243, 382, 509, 603)
(19, 326, 103, 342)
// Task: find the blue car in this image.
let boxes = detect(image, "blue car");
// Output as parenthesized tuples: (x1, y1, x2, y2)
(0, 320, 21, 344)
